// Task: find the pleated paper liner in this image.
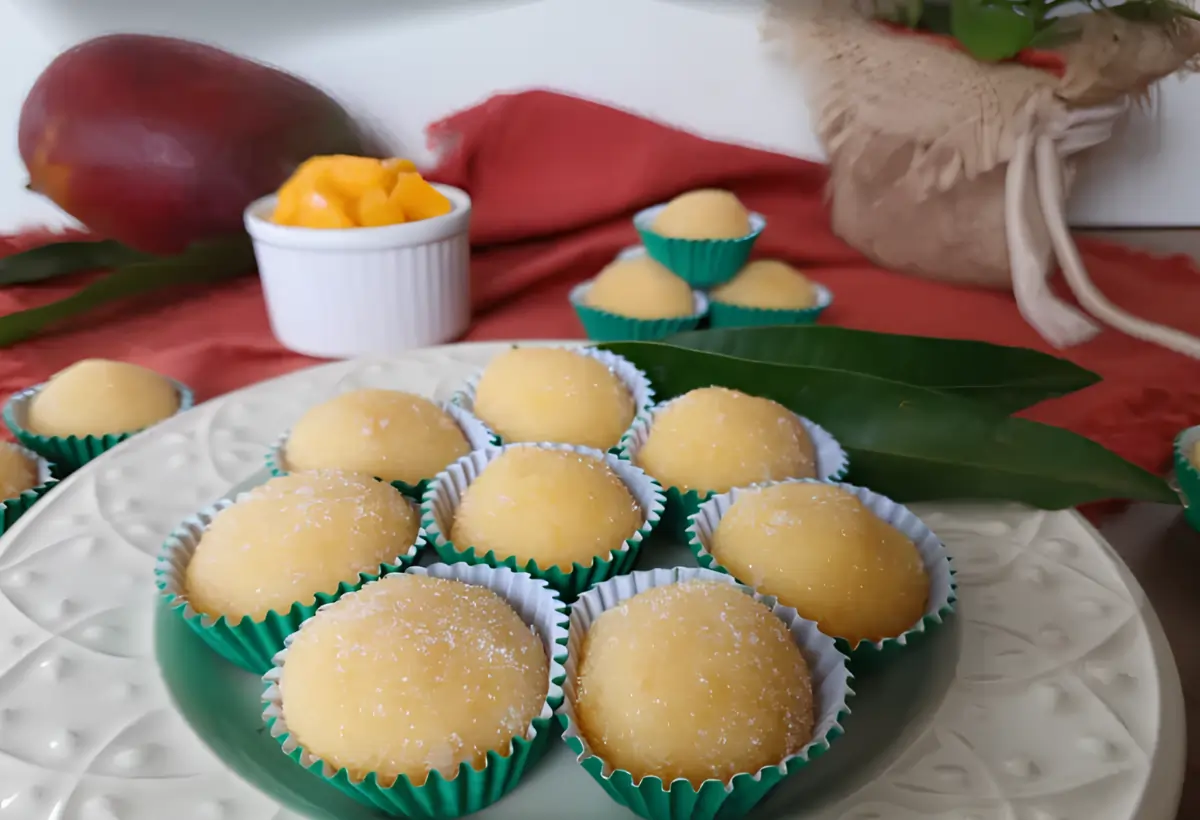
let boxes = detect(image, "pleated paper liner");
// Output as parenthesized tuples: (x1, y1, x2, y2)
(3, 377, 195, 473)
(261, 562, 569, 819)
(1173, 425, 1200, 531)
(686, 478, 957, 669)
(570, 280, 708, 342)
(0, 447, 59, 536)
(633, 204, 766, 288)
(420, 442, 665, 601)
(558, 567, 853, 820)
(155, 495, 424, 674)
(708, 282, 834, 329)
(617, 400, 850, 542)
(266, 402, 497, 501)
(450, 344, 656, 455)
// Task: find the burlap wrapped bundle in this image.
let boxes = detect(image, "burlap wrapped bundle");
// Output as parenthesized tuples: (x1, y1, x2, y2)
(765, 1, 1200, 356)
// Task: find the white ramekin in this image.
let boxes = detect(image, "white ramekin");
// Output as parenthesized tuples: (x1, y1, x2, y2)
(244, 184, 472, 359)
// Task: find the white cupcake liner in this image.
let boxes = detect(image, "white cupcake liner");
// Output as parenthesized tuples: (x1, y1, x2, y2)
(686, 478, 956, 655)
(0, 443, 58, 534)
(450, 345, 656, 448)
(619, 397, 850, 484)
(157, 491, 424, 629)
(265, 400, 496, 488)
(558, 567, 852, 794)
(1, 442, 55, 491)
(261, 562, 569, 786)
(420, 442, 665, 597)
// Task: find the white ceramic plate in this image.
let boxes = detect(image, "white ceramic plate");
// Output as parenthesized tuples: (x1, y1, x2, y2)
(0, 341, 1184, 820)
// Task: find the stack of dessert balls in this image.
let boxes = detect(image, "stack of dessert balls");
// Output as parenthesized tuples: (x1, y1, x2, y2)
(1, 358, 194, 532)
(572, 189, 832, 341)
(156, 343, 951, 820)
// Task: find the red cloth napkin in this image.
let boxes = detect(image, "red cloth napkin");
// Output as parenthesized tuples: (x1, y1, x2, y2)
(2, 89, 1200, 480)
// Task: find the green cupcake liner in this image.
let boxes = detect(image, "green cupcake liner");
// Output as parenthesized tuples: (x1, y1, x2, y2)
(261, 562, 570, 818)
(708, 283, 833, 329)
(634, 204, 765, 288)
(569, 280, 708, 342)
(265, 402, 497, 502)
(558, 567, 853, 820)
(617, 403, 850, 543)
(155, 496, 424, 674)
(686, 478, 957, 669)
(451, 344, 657, 457)
(4, 377, 195, 474)
(0, 447, 59, 536)
(1173, 426, 1200, 531)
(420, 442, 665, 601)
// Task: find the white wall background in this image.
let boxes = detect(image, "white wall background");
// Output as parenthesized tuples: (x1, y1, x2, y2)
(0, 0, 1197, 233)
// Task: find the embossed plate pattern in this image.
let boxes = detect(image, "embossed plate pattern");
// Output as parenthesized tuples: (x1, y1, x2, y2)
(0, 342, 1184, 820)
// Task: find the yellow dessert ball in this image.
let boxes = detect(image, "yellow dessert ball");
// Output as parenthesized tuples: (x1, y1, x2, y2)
(184, 471, 419, 620)
(26, 359, 180, 437)
(711, 260, 818, 310)
(575, 580, 813, 787)
(711, 483, 929, 645)
(585, 256, 695, 320)
(0, 443, 38, 500)
(284, 389, 470, 484)
(635, 387, 815, 494)
(1192, 440, 1200, 470)
(451, 447, 642, 570)
(651, 190, 752, 240)
(472, 347, 636, 450)
(281, 574, 548, 786)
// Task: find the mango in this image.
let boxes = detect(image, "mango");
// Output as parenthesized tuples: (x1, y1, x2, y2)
(19, 34, 376, 254)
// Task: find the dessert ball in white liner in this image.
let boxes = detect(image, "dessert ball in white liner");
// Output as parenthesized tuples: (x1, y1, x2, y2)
(574, 579, 814, 787)
(183, 470, 419, 620)
(26, 358, 180, 437)
(283, 389, 473, 485)
(278, 573, 549, 786)
(0, 442, 40, 500)
(451, 446, 642, 570)
(634, 387, 816, 495)
(710, 482, 929, 646)
(470, 347, 638, 450)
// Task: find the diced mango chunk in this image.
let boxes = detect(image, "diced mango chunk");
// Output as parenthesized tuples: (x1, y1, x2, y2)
(357, 187, 407, 228)
(269, 155, 451, 230)
(390, 172, 453, 222)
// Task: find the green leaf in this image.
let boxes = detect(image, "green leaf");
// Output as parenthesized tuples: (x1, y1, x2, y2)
(905, 0, 926, 26)
(600, 341, 1175, 509)
(0, 239, 152, 287)
(950, 0, 1038, 60)
(0, 235, 255, 347)
(665, 326, 1100, 413)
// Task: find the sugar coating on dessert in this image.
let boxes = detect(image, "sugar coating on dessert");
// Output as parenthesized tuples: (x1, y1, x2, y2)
(284, 389, 470, 484)
(575, 580, 813, 787)
(451, 447, 643, 570)
(585, 256, 695, 320)
(635, 387, 815, 494)
(472, 348, 636, 450)
(26, 358, 180, 437)
(651, 189, 752, 240)
(280, 574, 549, 787)
(711, 483, 929, 645)
(711, 260, 817, 310)
(0, 443, 38, 500)
(184, 470, 419, 620)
